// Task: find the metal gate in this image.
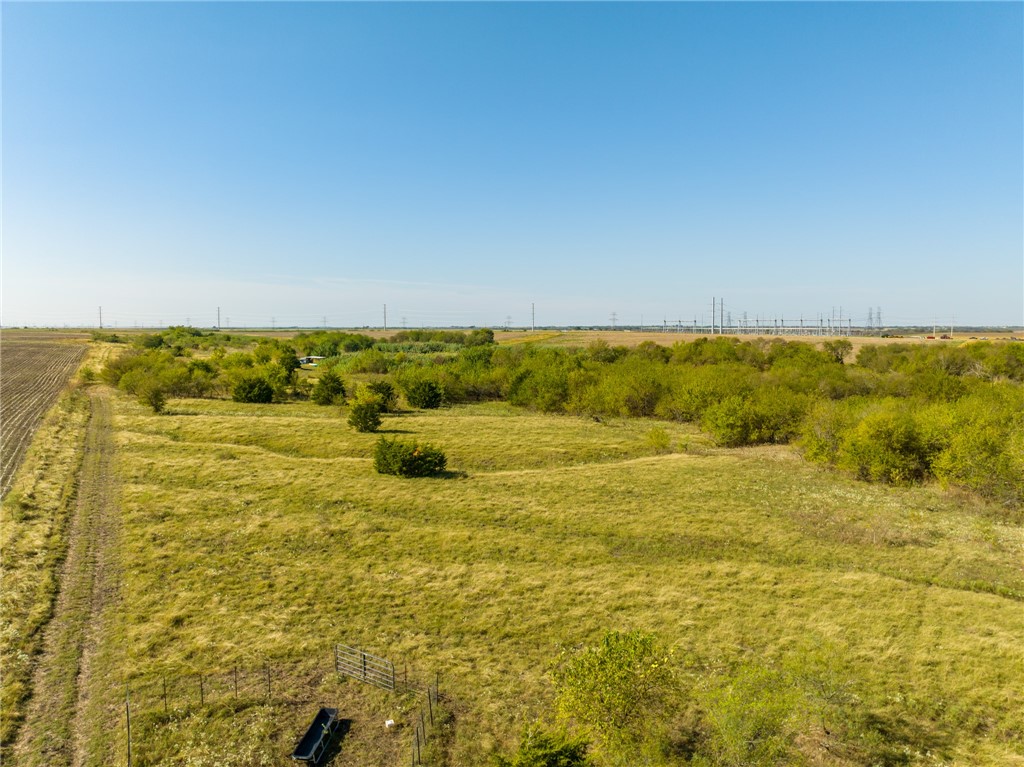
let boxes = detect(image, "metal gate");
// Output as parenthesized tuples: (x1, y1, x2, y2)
(334, 644, 395, 691)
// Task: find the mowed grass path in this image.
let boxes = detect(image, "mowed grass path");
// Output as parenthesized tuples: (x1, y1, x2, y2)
(112, 398, 1023, 764)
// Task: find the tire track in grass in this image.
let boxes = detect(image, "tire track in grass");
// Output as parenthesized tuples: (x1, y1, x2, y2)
(12, 389, 120, 767)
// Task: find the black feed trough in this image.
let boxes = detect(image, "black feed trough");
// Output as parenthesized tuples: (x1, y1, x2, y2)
(291, 707, 340, 764)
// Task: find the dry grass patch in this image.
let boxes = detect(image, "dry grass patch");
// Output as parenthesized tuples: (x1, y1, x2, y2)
(77, 395, 1024, 765)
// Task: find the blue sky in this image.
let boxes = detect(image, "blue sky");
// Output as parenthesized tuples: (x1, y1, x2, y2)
(3, 2, 1022, 329)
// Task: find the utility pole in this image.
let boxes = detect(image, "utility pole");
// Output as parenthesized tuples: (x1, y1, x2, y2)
(217, 307, 221, 330)
(384, 304, 387, 332)
(720, 299, 724, 335)
(531, 303, 535, 332)
(99, 306, 103, 329)
(711, 298, 716, 334)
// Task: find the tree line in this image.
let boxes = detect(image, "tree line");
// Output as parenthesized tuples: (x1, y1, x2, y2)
(99, 330, 1024, 508)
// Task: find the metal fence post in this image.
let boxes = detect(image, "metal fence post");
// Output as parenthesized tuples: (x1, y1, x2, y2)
(125, 685, 132, 767)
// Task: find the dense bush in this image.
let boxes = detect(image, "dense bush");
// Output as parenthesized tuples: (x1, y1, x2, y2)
(232, 376, 274, 404)
(373, 437, 447, 477)
(553, 630, 675, 749)
(348, 402, 382, 433)
(931, 385, 1024, 505)
(311, 370, 346, 405)
(404, 379, 443, 409)
(493, 727, 591, 767)
(703, 388, 809, 447)
(836, 402, 939, 485)
(365, 380, 398, 412)
(293, 330, 375, 357)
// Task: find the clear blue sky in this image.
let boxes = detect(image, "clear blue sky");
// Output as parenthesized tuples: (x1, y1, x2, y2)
(3, 2, 1022, 329)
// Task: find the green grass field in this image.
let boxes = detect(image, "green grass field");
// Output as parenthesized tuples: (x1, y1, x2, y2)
(73, 390, 1024, 766)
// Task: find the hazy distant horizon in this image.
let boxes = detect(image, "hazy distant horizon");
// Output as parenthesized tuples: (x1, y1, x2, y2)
(3, 3, 1021, 328)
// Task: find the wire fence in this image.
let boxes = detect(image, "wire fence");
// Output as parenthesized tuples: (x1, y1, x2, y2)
(409, 677, 442, 767)
(124, 659, 299, 716)
(121, 643, 446, 766)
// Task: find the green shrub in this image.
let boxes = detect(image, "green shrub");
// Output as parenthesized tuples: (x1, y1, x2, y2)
(138, 378, 168, 414)
(837, 403, 938, 484)
(348, 348, 393, 374)
(311, 370, 346, 405)
(553, 630, 674, 748)
(702, 388, 809, 447)
(799, 399, 857, 465)
(365, 380, 397, 412)
(493, 726, 591, 767)
(697, 661, 799, 767)
(232, 376, 274, 404)
(373, 437, 447, 477)
(645, 427, 672, 453)
(405, 380, 443, 409)
(348, 402, 382, 433)
(932, 387, 1024, 505)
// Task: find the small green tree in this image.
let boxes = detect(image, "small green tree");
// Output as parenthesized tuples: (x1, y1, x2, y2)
(348, 402, 382, 433)
(232, 375, 274, 403)
(822, 339, 853, 365)
(137, 378, 167, 414)
(311, 370, 346, 405)
(553, 631, 674, 749)
(277, 349, 301, 375)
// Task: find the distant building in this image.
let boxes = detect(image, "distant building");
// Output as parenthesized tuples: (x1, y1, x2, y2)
(298, 356, 326, 366)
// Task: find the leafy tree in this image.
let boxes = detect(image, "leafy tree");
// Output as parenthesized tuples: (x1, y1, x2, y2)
(553, 631, 674, 748)
(232, 375, 274, 403)
(135, 376, 168, 413)
(493, 726, 591, 767)
(822, 339, 853, 365)
(277, 348, 301, 375)
(373, 437, 447, 477)
(348, 402, 382, 433)
(311, 370, 346, 405)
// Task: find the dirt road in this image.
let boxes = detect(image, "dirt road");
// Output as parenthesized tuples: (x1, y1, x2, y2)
(11, 388, 121, 767)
